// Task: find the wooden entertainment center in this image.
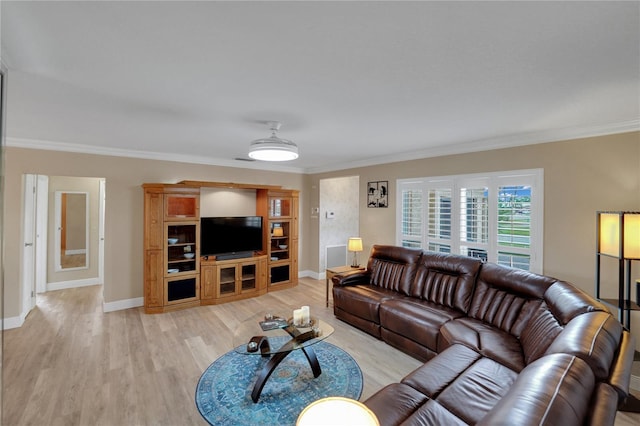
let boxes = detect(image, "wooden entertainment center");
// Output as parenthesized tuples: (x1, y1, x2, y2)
(142, 181, 299, 313)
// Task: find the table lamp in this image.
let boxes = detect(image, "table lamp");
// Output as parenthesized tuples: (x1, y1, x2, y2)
(273, 227, 284, 237)
(296, 396, 379, 426)
(348, 237, 363, 268)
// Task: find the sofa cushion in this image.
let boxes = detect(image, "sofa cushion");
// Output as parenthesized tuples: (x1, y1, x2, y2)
(364, 383, 428, 426)
(410, 251, 482, 313)
(432, 356, 517, 424)
(367, 245, 422, 295)
(401, 344, 481, 397)
(380, 297, 464, 352)
(401, 399, 467, 426)
(333, 284, 398, 323)
(438, 317, 525, 372)
(368, 344, 516, 426)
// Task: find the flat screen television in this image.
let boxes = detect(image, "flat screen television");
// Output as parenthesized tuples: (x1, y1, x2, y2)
(200, 216, 263, 257)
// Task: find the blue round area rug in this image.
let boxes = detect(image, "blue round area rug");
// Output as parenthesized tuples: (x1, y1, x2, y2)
(195, 341, 363, 426)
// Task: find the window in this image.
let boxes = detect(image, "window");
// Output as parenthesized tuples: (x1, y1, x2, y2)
(400, 183, 423, 248)
(396, 170, 543, 273)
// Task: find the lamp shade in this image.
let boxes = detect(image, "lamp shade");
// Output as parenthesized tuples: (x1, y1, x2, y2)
(598, 212, 640, 259)
(348, 237, 363, 252)
(248, 121, 299, 161)
(272, 227, 284, 237)
(248, 141, 299, 161)
(296, 397, 379, 426)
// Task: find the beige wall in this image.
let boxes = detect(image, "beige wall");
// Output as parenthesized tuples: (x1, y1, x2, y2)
(307, 131, 640, 345)
(4, 132, 640, 344)
(3, 148, 304, 319)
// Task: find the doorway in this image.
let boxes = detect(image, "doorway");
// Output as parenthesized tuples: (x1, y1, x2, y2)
(21, 174, 105, 318)
(319, 176, 360, 272)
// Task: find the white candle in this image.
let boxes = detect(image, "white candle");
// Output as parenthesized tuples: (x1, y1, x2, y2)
(293, 309, 303, 326)
(301, 306, 310, 325)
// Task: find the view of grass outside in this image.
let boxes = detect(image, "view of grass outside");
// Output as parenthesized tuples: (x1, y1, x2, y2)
(497, 186, 531, 249)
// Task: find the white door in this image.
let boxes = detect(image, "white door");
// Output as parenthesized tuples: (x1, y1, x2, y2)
(21, 174, 37, 316)
(35, 175, 49, 293)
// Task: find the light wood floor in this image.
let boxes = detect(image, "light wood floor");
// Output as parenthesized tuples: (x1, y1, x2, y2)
(3, 278, 640, 425)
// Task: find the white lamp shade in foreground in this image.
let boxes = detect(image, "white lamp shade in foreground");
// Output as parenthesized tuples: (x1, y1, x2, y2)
(296, 397, 379, 426)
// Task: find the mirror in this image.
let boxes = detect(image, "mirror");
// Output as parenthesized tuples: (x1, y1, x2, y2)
(55, 191, 89, 270)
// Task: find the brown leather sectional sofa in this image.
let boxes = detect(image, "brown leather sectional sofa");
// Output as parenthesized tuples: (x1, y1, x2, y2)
(332, 245, 635, 425)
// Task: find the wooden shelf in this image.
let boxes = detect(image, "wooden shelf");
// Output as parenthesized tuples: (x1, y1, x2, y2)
(600, 298, 640, 311)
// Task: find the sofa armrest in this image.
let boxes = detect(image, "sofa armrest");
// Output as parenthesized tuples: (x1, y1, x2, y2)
(544, 311, 622, 380)
(478, 354, 595, 426)
(331, 270, 370, 286)
(607, 330, 635, 401)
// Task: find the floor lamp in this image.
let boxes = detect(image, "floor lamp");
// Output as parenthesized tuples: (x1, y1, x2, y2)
(595, 211, 640, 329)
(595, 211, 640, 413)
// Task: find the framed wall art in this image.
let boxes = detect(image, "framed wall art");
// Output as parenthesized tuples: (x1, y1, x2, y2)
(367, 180, 388, 208)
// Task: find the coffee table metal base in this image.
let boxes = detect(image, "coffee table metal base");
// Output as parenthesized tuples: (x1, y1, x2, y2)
(251, 345, 321, 403)
(250, 325, 322, 403)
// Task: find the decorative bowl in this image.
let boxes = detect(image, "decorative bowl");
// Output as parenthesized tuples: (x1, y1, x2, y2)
(184, 253, 195, 259)
(168, 238, 179, 245)
(279, 244, 288, 250)
(168, 268, 179, 274)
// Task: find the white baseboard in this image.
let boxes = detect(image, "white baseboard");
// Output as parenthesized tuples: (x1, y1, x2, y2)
(299, 269, 322, 280)
(47, 277, 101, 291)
(64, 249, 87, 255)
(2, 313, 26, 330)
(103, 297, 143, 313)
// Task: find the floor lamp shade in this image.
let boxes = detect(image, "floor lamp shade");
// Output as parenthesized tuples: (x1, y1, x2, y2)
(598, 212, 640, 259)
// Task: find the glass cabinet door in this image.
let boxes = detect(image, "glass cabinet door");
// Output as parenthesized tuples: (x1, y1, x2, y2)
(218, 265, 237, 295)
(241, 263, 257, 291)
(269, 222, 290, 261)
(167, 224, 197, 274)
(269, 197, 291, 218)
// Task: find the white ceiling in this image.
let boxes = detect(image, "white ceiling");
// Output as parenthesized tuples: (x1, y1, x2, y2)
(1, 1, 639, 174)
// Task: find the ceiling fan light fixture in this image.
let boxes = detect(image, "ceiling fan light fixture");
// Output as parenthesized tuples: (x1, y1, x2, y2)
(248, 121, 299, 161)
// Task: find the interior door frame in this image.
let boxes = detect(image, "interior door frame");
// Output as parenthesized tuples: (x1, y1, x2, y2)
(21, 174, 37, 316)
(35, 175, 48, 294)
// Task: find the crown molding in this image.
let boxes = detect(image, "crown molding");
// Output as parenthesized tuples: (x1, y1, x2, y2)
(5, 137, 305, 174)
(6, 119, 639, 175)
(304, 119, 640, 174)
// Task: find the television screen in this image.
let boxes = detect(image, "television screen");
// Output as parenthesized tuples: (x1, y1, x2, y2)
(200, 216, 263, 256)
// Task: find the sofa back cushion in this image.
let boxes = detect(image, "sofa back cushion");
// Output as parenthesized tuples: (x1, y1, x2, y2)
(468, 263, 557, 337)
(519, 302, 563, 364)
(410, 251, 482, 313)
(367, 245, 422, 295)
(471, 265, 615, 370)
(521, 281, 612, 366)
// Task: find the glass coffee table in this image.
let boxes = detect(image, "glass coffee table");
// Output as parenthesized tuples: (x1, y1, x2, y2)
(233, 313, 334, 403)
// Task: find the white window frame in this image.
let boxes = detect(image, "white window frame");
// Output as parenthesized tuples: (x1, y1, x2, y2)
(396, 169, 544, 273)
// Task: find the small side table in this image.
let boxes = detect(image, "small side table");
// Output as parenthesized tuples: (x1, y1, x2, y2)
(325, 265, 365, 307)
